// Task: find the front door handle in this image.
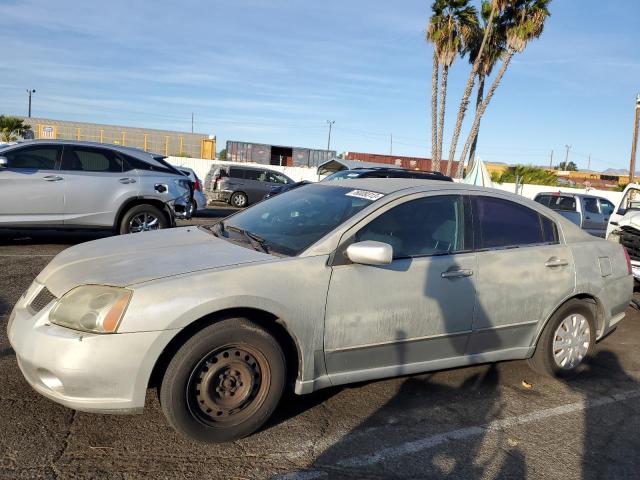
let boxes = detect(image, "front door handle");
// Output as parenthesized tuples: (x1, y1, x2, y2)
(43, 175, 63, 182)
(119, 177, 136, 184)
(441, 269, 473, 279)
(545, 257, 569, 268)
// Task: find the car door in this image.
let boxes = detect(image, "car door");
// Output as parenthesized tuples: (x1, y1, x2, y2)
(581, 196, 605, 236)
(60, 145, 139, 227)
(324, 193, 477, 383)
(467, 194, 576, 354)
(0, 144, 64, 226)
(599, 198, 615, 230)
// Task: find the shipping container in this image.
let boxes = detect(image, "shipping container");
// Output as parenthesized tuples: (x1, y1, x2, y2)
(227, 141, 335, 167)
(344, 151, 458, 174)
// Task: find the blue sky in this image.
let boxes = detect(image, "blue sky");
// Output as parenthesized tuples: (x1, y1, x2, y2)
(1, 0, 639, 171)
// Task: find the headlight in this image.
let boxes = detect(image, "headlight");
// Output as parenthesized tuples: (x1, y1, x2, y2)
(50, 285, 132, 334)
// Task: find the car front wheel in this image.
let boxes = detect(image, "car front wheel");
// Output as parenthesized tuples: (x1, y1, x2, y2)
(159, 318, 286, 443)
(528, 299, 596, 377)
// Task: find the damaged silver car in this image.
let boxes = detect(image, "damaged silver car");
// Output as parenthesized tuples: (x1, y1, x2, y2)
(9, 179, 633, 443)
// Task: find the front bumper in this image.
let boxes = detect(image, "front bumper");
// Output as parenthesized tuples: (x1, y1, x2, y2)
(7, 294, 175, 414)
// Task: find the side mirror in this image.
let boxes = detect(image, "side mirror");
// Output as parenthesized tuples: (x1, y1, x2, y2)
(0, 157, 7, 169)
(346, 241, 393, 266)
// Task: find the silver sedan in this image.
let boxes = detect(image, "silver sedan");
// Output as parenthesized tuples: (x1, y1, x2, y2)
(8, 179, 633, 443)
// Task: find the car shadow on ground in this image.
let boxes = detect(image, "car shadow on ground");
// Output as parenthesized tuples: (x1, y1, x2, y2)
(0, 229, 111, 246)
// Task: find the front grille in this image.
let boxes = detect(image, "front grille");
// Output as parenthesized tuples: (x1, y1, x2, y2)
(621, 228, 640, 261)
(29, 287, 56, 313)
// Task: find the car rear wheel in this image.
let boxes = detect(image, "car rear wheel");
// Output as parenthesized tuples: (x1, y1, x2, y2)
(528, 299, 596, 377)
(230, 192, 248, 208)
(159, 318, 286, 443)
(119, 204, 168, 234)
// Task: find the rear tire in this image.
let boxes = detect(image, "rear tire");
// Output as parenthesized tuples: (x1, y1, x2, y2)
(119, 204, 168, 234)
(230, 192, 248, 208)
(159, 318, 286, 443)
(527, 299, 596, 377)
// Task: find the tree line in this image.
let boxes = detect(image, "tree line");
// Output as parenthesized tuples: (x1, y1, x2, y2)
(427, 0, 552, 177)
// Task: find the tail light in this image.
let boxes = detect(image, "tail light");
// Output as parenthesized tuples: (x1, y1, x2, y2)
(623, 246, 632, 275)
(194, 178, 201, 191)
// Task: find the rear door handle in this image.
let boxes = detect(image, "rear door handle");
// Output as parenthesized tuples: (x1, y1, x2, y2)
(119, 177, 136, 184)
(441, 269, 473, 279)
(43, 175, 63, 182)
(545, 257, 569, 268)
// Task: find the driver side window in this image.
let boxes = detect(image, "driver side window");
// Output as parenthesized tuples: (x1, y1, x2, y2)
(355, 195, 468, 259)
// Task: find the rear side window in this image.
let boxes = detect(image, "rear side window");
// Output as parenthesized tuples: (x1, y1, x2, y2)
(3, 146, 60, 169)
(229, 168, 245, 179)
(61, 147, 123, 172)
(583, 197, 599, 214)
(244, 169, 264, 181)
(123, 155, 174, 173)
(474, 196, 548, 249)
(541, 195, 576, 211)
(541, 215, 559, 243)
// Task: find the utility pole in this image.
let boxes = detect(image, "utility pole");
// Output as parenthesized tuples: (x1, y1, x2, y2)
(587, 153, 591, 171)
(191, 113, 194, 134)
(564, 144, 571, 169)
(549, 149, 554, 168)
(326, 120, 335, 151)
(390, 133, 393, 155)
(26, 89, 36, 117)
(630, 94, 640, 183)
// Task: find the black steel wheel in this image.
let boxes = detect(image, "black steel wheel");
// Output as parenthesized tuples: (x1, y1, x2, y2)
(160, 318, 286, 443)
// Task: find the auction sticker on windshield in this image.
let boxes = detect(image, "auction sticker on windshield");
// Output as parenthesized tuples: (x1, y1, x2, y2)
(345, 189, 384, 201)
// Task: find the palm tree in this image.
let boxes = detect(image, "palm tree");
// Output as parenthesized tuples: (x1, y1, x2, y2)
(443, 0, 510, 176)
(0, 116, 31, 142)
(460, 1, 507, 177)
(427, 0, 478, 171)
(457, 0, 551, 174)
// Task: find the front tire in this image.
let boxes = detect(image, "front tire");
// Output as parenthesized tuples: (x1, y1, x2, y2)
(119, 204, 168, 234)
(528, 299, 596, 377)
(159, 318, 286, 443)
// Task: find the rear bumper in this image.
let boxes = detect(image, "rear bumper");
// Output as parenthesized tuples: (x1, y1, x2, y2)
(208, 190, 232, 203)
(8, 298, 176, 414)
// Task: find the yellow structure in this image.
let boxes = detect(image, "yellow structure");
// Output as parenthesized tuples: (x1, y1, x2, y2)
(25, 116, 216, 159)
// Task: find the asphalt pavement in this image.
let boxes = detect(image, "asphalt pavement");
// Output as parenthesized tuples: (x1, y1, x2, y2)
(1, 208, 640, 479)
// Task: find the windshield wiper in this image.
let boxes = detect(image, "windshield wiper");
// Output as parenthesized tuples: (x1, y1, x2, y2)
(225, 224, 270, 254)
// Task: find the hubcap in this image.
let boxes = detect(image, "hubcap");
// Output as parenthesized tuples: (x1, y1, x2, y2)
(232, 195, 246, 207)
(553, 313, 590, 370)
(128, 212, 160, 233)
(188, 346, 268, 425)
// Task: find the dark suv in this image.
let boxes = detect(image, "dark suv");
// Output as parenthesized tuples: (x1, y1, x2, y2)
(206, 165, 294, 208)
(323, 167, 452, 182)
(265, 167, 453, 199)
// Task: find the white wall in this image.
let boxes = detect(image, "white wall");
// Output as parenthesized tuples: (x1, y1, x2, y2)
(165, 156, 321, 183)
(166, 156, 625, 205)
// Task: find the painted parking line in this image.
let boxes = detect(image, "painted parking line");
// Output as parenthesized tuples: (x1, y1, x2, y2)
(0, 254, 56, 257)
(279, 388, 640, 479)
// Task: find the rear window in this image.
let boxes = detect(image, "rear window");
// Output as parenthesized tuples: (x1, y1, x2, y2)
(536, 194, 576, 211)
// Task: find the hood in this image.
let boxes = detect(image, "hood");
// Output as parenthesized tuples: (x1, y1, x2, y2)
(37, 227, 270, 296)
(619, 211, 640, 232)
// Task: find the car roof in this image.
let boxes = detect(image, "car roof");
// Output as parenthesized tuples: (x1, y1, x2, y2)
(314, 178, 484, 194)
(535, 191, 606, 200)
(0, 139, 162, 157)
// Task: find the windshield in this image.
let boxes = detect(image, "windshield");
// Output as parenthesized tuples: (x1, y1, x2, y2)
(322, 170, 365, 182)
(217, 184, 380, 256)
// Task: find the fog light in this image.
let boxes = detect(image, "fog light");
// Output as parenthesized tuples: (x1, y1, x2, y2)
(37, 369, 64, 394)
